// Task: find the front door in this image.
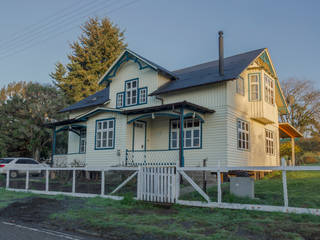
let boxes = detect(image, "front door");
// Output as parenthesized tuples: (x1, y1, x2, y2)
(134, 121, 146, 151)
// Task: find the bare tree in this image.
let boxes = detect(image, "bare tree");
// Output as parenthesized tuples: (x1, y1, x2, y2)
(280, 78, 320, 137)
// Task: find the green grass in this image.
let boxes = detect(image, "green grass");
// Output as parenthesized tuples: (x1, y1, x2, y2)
(182, 171, 320, 208)
(0, 171, 320, 239)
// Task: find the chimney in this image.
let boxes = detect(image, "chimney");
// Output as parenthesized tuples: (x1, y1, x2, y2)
(219, 31, 224, 76)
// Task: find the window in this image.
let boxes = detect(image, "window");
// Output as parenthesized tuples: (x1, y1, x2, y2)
(79, 129, 86, 153)
(236, 77, 244, 95)
(265, 130, 274, 154)
(249, 74, 260, 101)
(95, 119, 115, 149)
(116, 92, 124, 108)
(16, 159, 38, 164)
(264, 74, 274, 105)
(237, 119, 249, 150)
(125, 79, 138, 106)
(170, 118, 201, 149)
(139, 88, 147, 104)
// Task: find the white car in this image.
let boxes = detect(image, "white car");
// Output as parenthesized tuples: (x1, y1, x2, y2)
(0, 158, 47, 178)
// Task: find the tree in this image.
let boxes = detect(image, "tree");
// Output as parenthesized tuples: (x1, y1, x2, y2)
(50, 17, 127, 103)
(0, 82, 67, 160)
(280, 78, 320, 136)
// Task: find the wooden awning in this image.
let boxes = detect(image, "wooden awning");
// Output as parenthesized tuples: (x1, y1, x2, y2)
(279, 123, 303, 138)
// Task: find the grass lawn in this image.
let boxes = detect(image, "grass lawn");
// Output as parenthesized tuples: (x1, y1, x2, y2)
(0, 171, 319, 239)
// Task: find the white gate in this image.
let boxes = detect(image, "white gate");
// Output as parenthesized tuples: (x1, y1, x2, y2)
(137, 166, 176, 203)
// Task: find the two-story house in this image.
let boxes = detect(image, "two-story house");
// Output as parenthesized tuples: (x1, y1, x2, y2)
(48, 32, 301, 168)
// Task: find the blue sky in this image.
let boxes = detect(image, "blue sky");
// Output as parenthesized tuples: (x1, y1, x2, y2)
(0, 0, 319, 88)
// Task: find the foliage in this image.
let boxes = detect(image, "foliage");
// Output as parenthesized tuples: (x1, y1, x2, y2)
(280, 141, 302, 159)
(0, 82, 67, 160)
(50, 17, 127, 103)
(280, 78, 320, 136)
(297, 136, 320, 152)
(303, 156, 318, 164)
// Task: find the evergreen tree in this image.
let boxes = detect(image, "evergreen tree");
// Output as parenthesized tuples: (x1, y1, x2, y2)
(50, 17, 126, 102)
(0, 82, 67, 160)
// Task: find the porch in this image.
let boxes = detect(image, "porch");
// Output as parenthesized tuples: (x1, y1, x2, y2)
(122, 101, 215, 166)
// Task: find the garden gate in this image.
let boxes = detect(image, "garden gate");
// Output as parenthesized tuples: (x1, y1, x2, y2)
(137, 166, 177, 203)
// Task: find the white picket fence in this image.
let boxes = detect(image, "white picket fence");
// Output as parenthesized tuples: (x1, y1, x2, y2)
(137, 166, 176, 203)
(3, 161, 320, 215)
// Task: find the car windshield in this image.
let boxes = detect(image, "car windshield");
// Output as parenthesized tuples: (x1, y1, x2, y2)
(0, 159, 14, 164)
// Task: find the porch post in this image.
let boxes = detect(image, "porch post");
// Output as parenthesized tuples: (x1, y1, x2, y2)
(51, 127, 56, 167)
(291, 137, 295, 166)
(179, 107, 184, 167)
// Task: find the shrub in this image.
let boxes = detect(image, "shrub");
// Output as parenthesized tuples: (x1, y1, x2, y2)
(303, 156, 318, 164)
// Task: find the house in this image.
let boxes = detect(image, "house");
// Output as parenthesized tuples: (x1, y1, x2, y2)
(48, 32, 301, 168)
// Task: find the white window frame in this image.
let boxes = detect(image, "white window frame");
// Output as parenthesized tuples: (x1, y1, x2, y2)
(264, 74, 275, 105)
(249, 74, 260, 101)
(125, 79, 138, 106)
(139, 88, 147, 104)
(265, 129, 274, 155)
(236, 77, 244, 95)
(79, 129, 86, 153)
(95, 119, 115, 149)
(237, 119, 249, 150)
(117, 92, 124, 108)
(170, 118, 201, 149)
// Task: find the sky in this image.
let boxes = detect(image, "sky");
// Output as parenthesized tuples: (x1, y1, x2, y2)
(0, 0, 319, 88)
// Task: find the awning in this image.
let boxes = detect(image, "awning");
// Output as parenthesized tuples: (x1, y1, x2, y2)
(122, 101, 215, 115)
(279, 123, 303, 138)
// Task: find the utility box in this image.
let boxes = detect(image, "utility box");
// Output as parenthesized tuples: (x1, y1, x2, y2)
(230, 177, 254, 199)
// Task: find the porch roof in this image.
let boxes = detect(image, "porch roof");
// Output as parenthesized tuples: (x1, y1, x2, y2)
(122, 101, 215, 115)
(279, 123, 303, 138)
(44, 118, 85, 128)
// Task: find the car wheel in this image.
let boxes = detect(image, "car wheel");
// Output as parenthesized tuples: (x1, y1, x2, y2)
(10, 171, 18, 178)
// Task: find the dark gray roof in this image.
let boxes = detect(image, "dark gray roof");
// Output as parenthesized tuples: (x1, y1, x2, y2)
(150, 48, 265, 95)
(59, 87, 110, 113)
(127, 49, 178, 79)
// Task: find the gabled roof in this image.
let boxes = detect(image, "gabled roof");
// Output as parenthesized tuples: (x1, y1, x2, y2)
(59, 87, 110, 113)
(98, 49, 177, 85)
(150, 48, 266, 95)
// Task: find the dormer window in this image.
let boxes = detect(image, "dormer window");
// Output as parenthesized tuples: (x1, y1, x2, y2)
(249, 73, 260, 101)
(125, 79, 138, 106)
(116, 78, 148, 108)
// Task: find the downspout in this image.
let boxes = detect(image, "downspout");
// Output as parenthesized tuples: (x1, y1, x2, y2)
(156, 96, 164, 105)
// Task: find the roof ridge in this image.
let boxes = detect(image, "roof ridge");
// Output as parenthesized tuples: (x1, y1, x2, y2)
(173, 48, 266, 73)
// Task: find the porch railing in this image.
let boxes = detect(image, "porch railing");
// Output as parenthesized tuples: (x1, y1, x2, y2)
(125, 150, 178, 166)
(53, 153, 86, 167)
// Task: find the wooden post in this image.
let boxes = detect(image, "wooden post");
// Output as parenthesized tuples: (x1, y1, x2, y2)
(282, 158, 288, 207)
(6, 170, 10, 189)
(217, 171, 222, 203)
(202, 159, 207, 193)
(175, 169, 180, 201)
(45, 170, 49, 192)
(26, 170, 29, 190)
(291, 137, 295, 166)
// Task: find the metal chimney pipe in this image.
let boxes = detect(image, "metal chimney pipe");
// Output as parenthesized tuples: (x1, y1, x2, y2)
(219, 31, 224, 76)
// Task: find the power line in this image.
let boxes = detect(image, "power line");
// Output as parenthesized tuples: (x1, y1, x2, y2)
(0, 0, 111, 54)
(0, 0, 140, 61)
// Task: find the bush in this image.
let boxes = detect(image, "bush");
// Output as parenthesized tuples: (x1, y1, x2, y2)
(303, 156, 318, 164)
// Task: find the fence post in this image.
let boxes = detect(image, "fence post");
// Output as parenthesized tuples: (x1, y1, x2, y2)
(282, 158, 288, 208)
(25, 170, 29, 190)
(175, 168, 180, 201)
(72, 170, 76, 194)
(202, 159, 207, 193)
(217, 170, 222, 204)
(45, 169, 49, 192)
(101, 170, 105, 196)
(6, 170, 10, 189)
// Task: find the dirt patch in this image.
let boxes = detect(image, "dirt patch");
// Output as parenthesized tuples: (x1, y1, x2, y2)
(0, 197, 83, 223)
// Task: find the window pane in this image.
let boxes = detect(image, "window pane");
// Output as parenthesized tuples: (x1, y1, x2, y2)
(186, 130, 192, 138)
(108, 131, 113, 139)
(186, 139, 191, 147)
(187, 120, 192, 128)
(193, 138, 200, 147)
(194, 129, 199, 138)
(108, 139, 113, 147)
(194, 120, 200, 127)
(132, 81, 137, 88)
(109, 120, 113, 128)
(103, 121, 108, 129)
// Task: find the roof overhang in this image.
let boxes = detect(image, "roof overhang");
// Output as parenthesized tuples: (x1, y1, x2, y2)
(98, 49, 177, 85)
(44, 119, 85, 128)
(279, 123, 303, 138)
(122, 101, 215, 115)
